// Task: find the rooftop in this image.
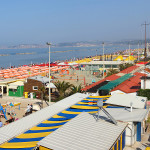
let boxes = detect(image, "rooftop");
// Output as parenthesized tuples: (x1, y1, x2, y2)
(38, 112, 127, 150)
(119, 65, 139, 74)
(80, 60, 123, 65)
(106, 94, 147, 109)
(110, 74, 142, 93)
(28, 75, 52, 83)
(104, 108, 149, 122)
(0, 93, 87, 145)
(81, 74, 120, 92)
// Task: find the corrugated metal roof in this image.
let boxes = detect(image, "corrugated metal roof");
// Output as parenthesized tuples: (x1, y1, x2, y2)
(119, 65, 139, 74)
(104, 108, 149, 122)
(8, 81, 24, 89)
(99, 74, 133, 91)
(8, 81, 24, 86)
(0, 93, 87, 145)
(106, 94, 147, 109)
(28, 75, 52, 83)
(38, 112, 127, 150)
(0, 79, 17, 84)
(45, 83, 56, 89)
(81, 74, 120, 92)
(110, 75, 141, 93)
(80, 61, 123, 65)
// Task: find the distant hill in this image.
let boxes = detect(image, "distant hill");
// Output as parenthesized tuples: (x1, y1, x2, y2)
(0, 39, 149, 49)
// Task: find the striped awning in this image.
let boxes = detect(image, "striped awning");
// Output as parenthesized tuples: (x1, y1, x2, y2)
(0, 96, 109, 150)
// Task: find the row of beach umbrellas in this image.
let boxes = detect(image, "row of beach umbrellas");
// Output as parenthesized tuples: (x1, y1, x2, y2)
(0, 65, 70, 79)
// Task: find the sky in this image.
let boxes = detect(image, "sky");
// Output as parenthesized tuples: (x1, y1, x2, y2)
(0, 0, 150, 46)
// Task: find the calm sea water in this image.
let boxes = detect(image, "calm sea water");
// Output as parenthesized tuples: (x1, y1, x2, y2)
(0, 44, 142, 68)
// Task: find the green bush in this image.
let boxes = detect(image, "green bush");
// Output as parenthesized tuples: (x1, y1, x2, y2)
(137, 89, 150, 100)
(119, 63, 133, 71)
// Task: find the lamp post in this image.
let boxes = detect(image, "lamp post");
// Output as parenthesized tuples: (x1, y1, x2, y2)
(46, 42, 51, 104)
(128, 43, 130, 63)
(102, 42, 105, 79)
(138, 42, 139, 61)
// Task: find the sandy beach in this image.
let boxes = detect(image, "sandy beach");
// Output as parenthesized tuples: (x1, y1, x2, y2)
(0, 96, 54, 125)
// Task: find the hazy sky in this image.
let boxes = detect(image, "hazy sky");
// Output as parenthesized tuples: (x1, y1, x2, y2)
(0, 0, 150, 46)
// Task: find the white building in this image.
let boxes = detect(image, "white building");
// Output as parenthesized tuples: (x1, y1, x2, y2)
(106, 93, 147, 109)
(104, 108, 149, 146)
(80, 60, 124, 71)
(141, 76, 150, 89)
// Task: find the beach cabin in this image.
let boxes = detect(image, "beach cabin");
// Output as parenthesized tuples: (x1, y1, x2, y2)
(38, 112, 127, 150)
(8, 81, 24, 97)
(0, 79, 23, 96)
(103, 108, 149, 146)
(105, 94, 148, 145)
(24, 75, 54, 99)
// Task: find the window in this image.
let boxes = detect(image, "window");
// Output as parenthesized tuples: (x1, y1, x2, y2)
(112, 65, 117, 68)
(33, 86, 38, 90)
(105, 65, 111, 68)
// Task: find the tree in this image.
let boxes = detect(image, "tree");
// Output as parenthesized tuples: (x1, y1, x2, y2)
(70, 84, 82, 95)
(119, 63, 133, 71)
(124, 63, 133, 68)
(106, 69, 119, 77)
(38, 86, 47, 108)
(119, 64, 125, 71)
(55, 81, 73, 99)
(137, 89, 150, 100)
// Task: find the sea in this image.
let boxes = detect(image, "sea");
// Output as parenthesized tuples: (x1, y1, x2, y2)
(0, 44, 143, 68)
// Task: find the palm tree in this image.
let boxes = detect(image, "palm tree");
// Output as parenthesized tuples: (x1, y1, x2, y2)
(119, 63, 133, 71)
(55, 81, 73, 99)
(106, 69, 119, 77)
(70, 84, 82, 95)
(125, 63, 133, 68)
(38, 86, 47, 108)
(119, 64, 125, 71)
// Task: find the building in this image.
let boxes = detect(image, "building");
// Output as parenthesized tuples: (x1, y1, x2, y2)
(38, 112, 127, 150)
(24, 75, 53, 98)
(8, 81, 24, 97)
(79, 61, 124, 75)
(0, 79, 24, 96)
(0, 93, 148, 149)
(38, 108, 149, 149)
(81, 74, 120, 92)
(141, 76, 150, 89)
(106, 93, 147, 109)
(98, 74, 133, 95)
(103, 108, 149, 146)
(0, 93, 88, 147)
(110, 72, 144, 96)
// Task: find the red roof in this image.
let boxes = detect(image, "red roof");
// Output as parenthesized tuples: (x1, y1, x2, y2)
(134, 72, 146, 76)
(81, 65, 145, 92)
(145, 68, 150, 73)
(35, 63, 58, 67)
(136, 61, 148, 65)
(105, 74, 120, 81)
(81, 74, 120, 91)
(111, 75, 141, 93)
(119, 65, 139, 74)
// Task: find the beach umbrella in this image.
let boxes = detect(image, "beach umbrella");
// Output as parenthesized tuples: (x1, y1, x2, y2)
(4, 75, 10, 78)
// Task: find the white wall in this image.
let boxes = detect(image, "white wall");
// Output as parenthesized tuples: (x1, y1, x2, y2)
(125, 122, 136, 146)
(141, 79, 150, 89)
(111, 90, 137, 96)
(111, 90, 125, 95)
